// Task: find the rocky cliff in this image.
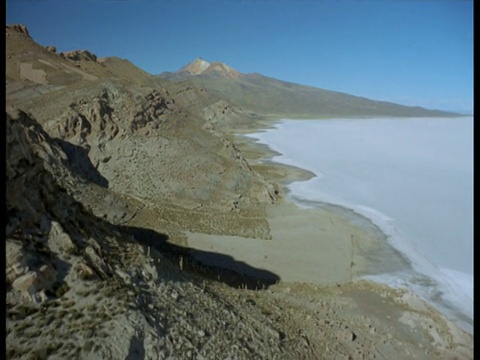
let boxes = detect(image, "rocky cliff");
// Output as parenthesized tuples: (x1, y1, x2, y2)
(5, 109, 302, 359)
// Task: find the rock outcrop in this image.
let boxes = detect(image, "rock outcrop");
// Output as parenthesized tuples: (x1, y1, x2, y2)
(6, 24, 31, 38)
(11, 265, 57, 301)
(60, 49, 98, 62)
(45, 45, 57, 53)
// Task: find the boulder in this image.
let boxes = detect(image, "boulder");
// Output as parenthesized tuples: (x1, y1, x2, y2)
(84, 245, 111, 279)
(60, 49, 98, 62)
(48, 221, 77, 255)
(11, 264, 57, 301)
(45, 45, 57, 53)
(74, 261, 96, 280)
(6, 240, 30, 285)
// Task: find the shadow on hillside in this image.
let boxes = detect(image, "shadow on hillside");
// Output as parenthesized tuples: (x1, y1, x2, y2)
(125, 331, 145, 360)
(122, 226, 280, 290)
(54, 138, 109, 188)
(7, 108, 279, 309)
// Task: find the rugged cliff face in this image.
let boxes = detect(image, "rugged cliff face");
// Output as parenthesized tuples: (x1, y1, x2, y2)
(35, 83, 275, 213)
(4, 109, 298, 359)
(5, 24, 288, 358)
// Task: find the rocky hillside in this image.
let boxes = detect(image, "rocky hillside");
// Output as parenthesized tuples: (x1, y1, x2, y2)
(160, 58, 461, 118)
(5, 108, 311, 359)
(5, 24, 291, 359)
(5, 23, 283, 358)
(6, 24, 473, 359)
(6, 108, 473, 359)
(6, 24, 280, 241)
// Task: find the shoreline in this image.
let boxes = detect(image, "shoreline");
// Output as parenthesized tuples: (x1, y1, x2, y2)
(238, 118, 473, 333)
(187, 200, 381, 285)
(184, 119, 473, 354)
(184, 191, 474, 357)
(291, 196, 474, 335)
(271, 118, 472, 330)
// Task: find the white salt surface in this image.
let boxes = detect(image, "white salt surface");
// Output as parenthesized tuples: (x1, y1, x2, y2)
(246, 117, 473, 332)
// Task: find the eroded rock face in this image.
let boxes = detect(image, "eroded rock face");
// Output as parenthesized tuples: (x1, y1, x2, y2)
(12, 265, 57, 301)
(48, 221, 77, 255)
(6, 24, 31, 38)
(4, 109, 285, 358)
(45, 45, 57, 53)
(34, 84, 277, 220)
(130, 89, 174, 131)
(60, 49, 98, 62)
(6, 241, 31, 285)
(51, 92, 120, 146)
(6, 111, 67, 301)
(6, 110, 67, 241)
(84, 245, 111, 280)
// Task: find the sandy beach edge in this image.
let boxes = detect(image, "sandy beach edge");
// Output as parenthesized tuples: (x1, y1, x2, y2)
(185, 123, 473, 356)
(234, 123, 474, 331)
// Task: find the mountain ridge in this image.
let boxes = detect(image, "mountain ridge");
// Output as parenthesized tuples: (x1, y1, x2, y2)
(160, 58, 462, 118)
(179, 58, 240, 80)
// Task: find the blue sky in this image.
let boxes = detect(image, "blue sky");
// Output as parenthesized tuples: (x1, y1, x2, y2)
(6, 0, 473, 113)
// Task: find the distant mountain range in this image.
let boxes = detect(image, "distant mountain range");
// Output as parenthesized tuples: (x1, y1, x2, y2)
(159, 58, 461, 118)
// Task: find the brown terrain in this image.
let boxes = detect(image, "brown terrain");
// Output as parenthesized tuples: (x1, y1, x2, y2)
(5, 24, 473, 359)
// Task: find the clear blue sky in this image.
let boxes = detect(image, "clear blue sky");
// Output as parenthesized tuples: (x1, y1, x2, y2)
(6, 0, 473, 113)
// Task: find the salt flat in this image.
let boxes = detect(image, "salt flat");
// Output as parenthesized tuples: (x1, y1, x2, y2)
(247, 116, 474, 332)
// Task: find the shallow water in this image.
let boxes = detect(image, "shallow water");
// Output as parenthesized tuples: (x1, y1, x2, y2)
(246, 116, 473, 333)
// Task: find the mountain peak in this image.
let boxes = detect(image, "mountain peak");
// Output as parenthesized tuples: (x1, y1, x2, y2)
(179, 58, 240, 79)
(179, 58, 211, 75)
